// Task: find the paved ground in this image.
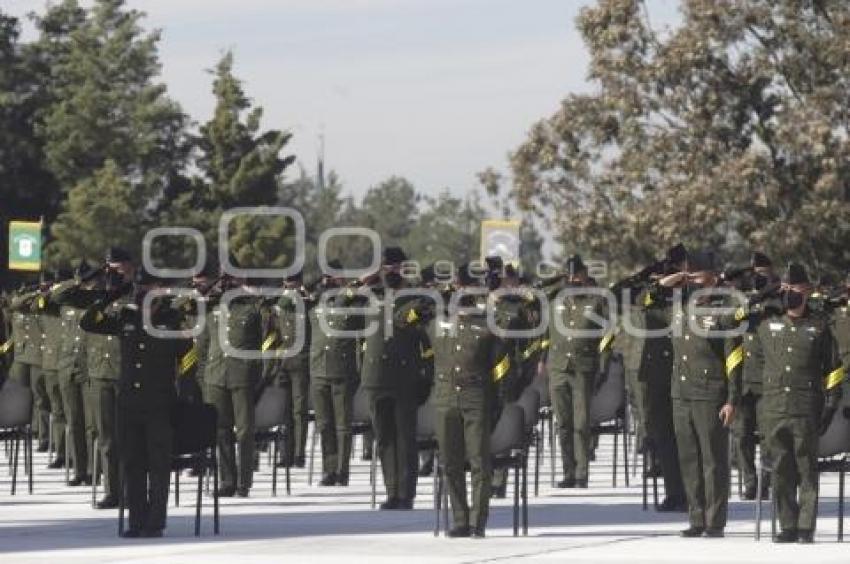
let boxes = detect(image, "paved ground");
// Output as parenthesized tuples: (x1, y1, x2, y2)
(1, 430, 848, 563)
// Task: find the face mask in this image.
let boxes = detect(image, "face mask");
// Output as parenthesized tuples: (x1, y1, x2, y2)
(752, 273, 769, 291)
(783, 290, 805, 310)
(382, 271, 403, 289)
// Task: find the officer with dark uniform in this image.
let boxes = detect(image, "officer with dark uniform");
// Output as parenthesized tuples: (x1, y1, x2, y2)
(51, 260, 100, 486)
(832, 274, 850, 382)
(758, 263, 844, 544)
(405, 263, 512, 538)
(262, 271, 312, 468)
(37, 272, 68, 469)
(654, 251, 741, 538)
(541, 255, 613, 488)
(729, 251, 777, 500)
(81, 267, 190, 538)
(359, 247, 429, 510)
(9, 283, 49, 451)
(199, 266, 262, 497)
(0, 292, 10, 387)
(310, 260, 362, 486)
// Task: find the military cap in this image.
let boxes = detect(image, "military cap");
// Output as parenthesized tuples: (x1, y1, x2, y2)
(686, 250, 716, 273)
(382, 247, 407, 266)
(105, 247, 132, 264)
(751, 251, 772, 269)
(565, 254, 587, 276)
(784, 262, 810, 285)
(485, 255, 504, 272)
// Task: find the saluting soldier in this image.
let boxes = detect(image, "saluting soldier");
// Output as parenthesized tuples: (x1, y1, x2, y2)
(81, 267, 191, 538)
(831, 273, 850, 384)
(198, 264, 263, 497)
(405, 263, 513, 538)
(9, 282, 50, 451)
(0, 291, 12, 387)
(654, 251, 741, 538)
(36, 271, 68, 469)
(541, 255, 613, 489)
(309, 260, 363, 487)
(759, 263, 844, 544)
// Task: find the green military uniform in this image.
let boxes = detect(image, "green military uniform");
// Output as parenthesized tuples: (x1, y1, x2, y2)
(9, 289, 49, 449)
(0, 294, 12, 387)
(309, 287, 362, 485)
(37, 292, 67, 465)
(542, 281, 612, 486)
(832, 300, 850, 385)
(263, 289, 312, 466)
(360, 289, 429, 506)
(52, 279, 97, 483)
(81, 293, 190, 535)
(650, 285, 742, 533)
(758, 307, 843, 537)
(199, 295, 262, 495)
(423, 300, 511, 534)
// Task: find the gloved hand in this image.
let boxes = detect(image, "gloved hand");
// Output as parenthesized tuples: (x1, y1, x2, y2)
(819, 406, 837, 436)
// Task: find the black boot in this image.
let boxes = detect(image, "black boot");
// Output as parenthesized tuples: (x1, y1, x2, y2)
(680, 526, 705, 538)
(773, 529, 798, 543)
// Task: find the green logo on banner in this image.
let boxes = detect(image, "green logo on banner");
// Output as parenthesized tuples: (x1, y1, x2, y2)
(9, 221, 43, 271)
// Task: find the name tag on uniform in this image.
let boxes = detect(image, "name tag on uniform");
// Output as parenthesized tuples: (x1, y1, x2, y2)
(768, 322, 784, 331)
(123, 324, 136, 332)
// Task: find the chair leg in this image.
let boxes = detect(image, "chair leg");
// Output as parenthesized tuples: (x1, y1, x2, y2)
(755, 465, 763, 541)
(308, 426, 317, 486)
(65, 426, 71, 484)
(623, 423, 629, 488)
(534, 432, 541, 497)
(642, 447, 648, 511)
(26, 427, 33, 495)
(213, 450, 220, 535)
(839, 464, 845, 542)
(92, 438, 99, 508)
(513, 464, 519, 537)
(10, 435, 18, 496)
(370, 437, 377, 509)
(272, 432, 279, 497)
(195, 462, 202, 537)
(118, 465, 125, 537)
(612, 428, 618, 488)
(522, 457, 529, 536)
(442, 463, 449, 538)
(433, 453, 441, 537)
(549, 418, 556, 487)
(175, 469, 180, 507)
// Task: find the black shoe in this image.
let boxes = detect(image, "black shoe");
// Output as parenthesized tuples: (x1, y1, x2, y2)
(657, 497, 687, 513)
(276, 457, 292, 468)
(703, 528, 724, 538)
(37, 443, 49, 453)
(760, 484, 771, 500)
(68, 475, 91, 487)
(215, 486, 236, 498)
(447, 525, 471, 538)
(680, 526, 705, 538)
(95, 496, 119, 510)
(48, 457, 66, 470)
(418, 461, 434, 477)
(293, 456, 306, 468)
(396, 498, 414, 510)
(336, 475, 349, 487)
(471, 527, 486, 539)
(121, 529, 141, 539)
(555, 478, 575, 489)
(574, 479, 588, 489)
(186, 468, 200, 478)
(141, 529, 163, 538)
(773, 529, 798, 543)
(379, 498, 400, 510)
(741, 484, 757, 501)
(362, 450, 373, 462)
(491, 485, 507, 499)
(235, 488, 250, 498)
(319, 473, 337, 486)
(797, 530, 814, 544)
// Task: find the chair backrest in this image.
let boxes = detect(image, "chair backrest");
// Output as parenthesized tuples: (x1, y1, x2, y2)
(589, 353, 625, 425)
(490, 404, 525, 456)
(173, 401, 217, 455)
(254, 385, 287, 429)
(516, 386, 540, 431)
(531, 372, 551, 408)
(818, 399, 850, 458)
(352, 385, 371, 424)
(416, 401, 436, 440)
(0, 380, 33, 428)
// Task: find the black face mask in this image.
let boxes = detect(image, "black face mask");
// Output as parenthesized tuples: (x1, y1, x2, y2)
(382, 271, 403, 289)
(752, 273, 769, 291)
(782, 290, 805, 310)
(105, 269, 124, 291)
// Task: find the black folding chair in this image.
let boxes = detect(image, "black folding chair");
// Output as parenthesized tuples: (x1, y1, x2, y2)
(589, 354, 629, 487)
(516, 387, 542, 497)
(530, 374, 555, 488)
(755, 406, 850, 541)
(434, 404, 528, 537)
(254, 386, 291, 496)
(0, 380, 33, 495)
(120, 402, 220, 537)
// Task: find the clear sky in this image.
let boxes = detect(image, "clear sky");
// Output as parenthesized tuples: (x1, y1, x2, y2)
(6, 0, 681, 199)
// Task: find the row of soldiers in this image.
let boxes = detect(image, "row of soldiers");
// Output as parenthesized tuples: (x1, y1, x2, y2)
(0, 243, 848, 542)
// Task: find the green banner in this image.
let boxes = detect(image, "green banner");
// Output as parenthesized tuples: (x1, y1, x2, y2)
(9, 220, 43, 271)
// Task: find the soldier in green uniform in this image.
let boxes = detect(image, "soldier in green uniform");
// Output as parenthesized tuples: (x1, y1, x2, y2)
(541, 255, 612, 488)
(0, 292, 11, 387)
(262, 271, 312, 468)
(759, 264, 844, 544)
(50, 260, 100, 486)
(418, 263, 512, 537)
(830, 273, 850, 386)
(9, 283, 49, 451)
(36, 272, 68, 469)
(198, 266, 262, 497)
(359, 247, 429, 510)
(654, 251, 741, 538)
(81, 268, 191, 538)
(309, 260, 362, 487)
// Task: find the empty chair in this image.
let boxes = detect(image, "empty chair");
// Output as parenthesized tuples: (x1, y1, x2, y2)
(589, 354, 629, 487)
(254, 385, 291, 496)
(0, 380, 34, 495)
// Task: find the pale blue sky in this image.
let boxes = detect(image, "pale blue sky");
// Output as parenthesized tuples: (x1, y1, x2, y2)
(7, 0, 681, 199)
